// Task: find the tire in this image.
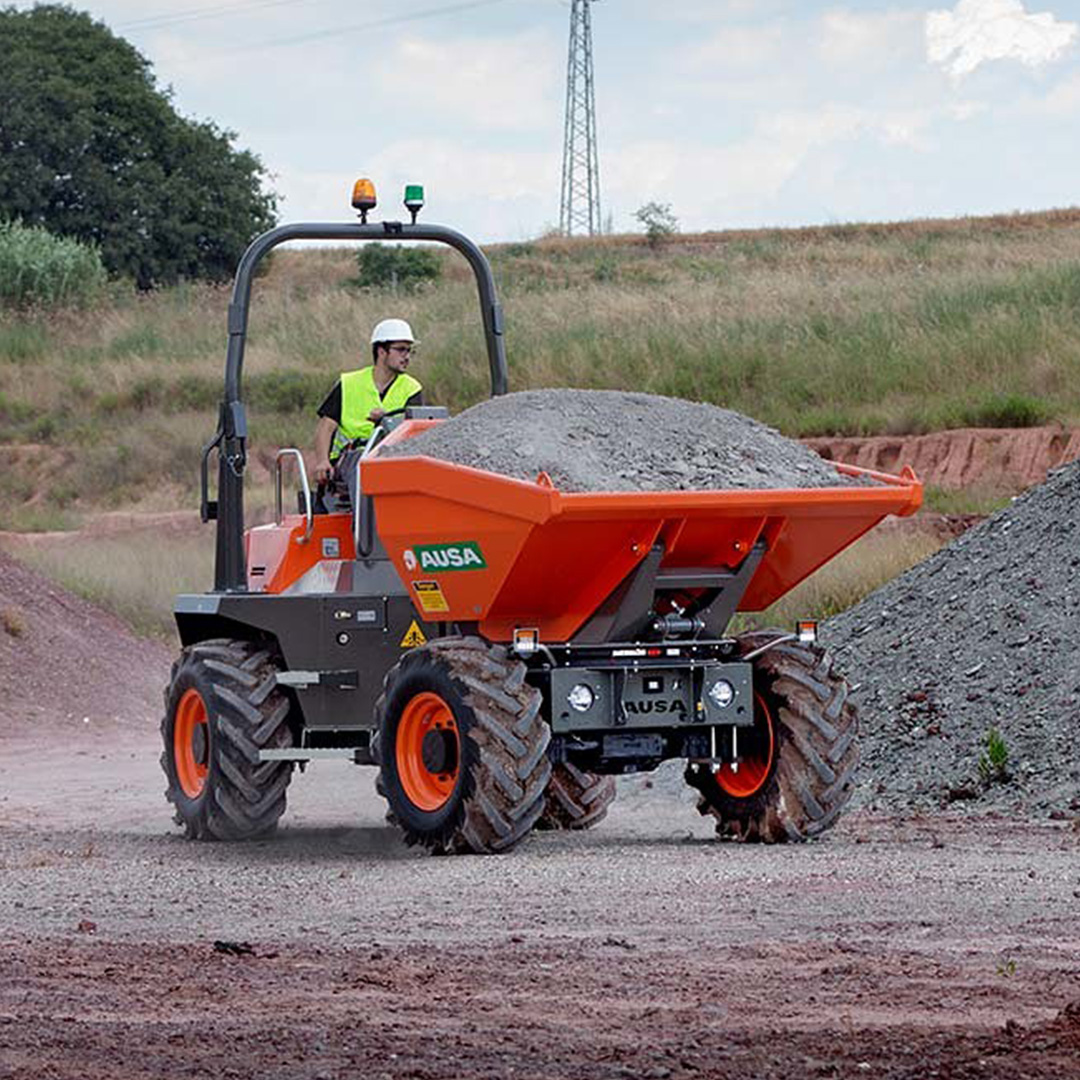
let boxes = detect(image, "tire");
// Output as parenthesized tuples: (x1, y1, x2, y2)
(370, 731, 398, 826)
(537, 763, 616, 831)
(374, 637, 550, 855)
(161, 639, 294, 840)
(686, 630, 858, 842)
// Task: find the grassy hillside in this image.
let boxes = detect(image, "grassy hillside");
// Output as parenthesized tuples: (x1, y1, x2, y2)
(2, 207, 1080, 528)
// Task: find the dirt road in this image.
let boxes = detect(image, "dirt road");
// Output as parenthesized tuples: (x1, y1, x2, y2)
(2, 720, 1078, 1080)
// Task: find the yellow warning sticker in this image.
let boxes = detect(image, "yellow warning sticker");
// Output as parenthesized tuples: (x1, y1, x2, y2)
(413, 580, 450, 615)
(399, 620, 428, 648)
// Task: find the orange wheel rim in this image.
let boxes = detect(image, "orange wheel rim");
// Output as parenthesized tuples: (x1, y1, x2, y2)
(717, 692, 775, 798)
(174, 688, 210, 799)
(396, 691, 460, 812)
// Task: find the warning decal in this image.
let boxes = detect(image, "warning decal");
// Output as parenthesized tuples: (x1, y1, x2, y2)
(413, 580, 450, 615)
(399, 620, 428, 648)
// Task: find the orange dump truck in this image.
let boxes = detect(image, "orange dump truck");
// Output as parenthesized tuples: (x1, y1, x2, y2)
(162, 184, 921, 854)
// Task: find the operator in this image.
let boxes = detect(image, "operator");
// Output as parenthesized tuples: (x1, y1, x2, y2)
(312, 317, 423, 506)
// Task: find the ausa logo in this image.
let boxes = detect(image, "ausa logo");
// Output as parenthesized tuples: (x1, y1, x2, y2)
(407, 541, 488, 573)
(623, 700, 687, 716)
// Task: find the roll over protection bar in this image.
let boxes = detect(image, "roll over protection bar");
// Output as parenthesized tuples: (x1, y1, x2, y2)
(203, 220, 509, 592)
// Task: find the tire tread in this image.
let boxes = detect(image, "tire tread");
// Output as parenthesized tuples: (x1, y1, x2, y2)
(161, 638, 294, 841)
(375, 637, 550, 855)
(689, 630, 859, 844)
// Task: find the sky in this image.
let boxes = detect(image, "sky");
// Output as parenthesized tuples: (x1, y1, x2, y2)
(10, 0, 1080, 240)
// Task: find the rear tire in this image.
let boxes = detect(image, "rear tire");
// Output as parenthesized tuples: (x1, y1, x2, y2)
(161, 639, 294, 840)
(686, 631, 858, 842)
(537, 763, 616, 831)
(375, 637, 550, 855)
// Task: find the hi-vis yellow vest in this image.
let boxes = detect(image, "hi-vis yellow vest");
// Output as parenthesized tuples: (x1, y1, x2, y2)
(330, 367, 422, 460)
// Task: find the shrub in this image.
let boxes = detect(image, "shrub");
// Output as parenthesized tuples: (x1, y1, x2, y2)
(960, 393, 1052, 429)
(0, 322, 49, 361)
(354, 243, 441, 291)
(248, 370, 327, 413)
(634, 202, 679, 249)
(0, 391, 35, 425)
(1, 607, 26, 638)
(977, 727, 1011, 786)
(592, 255, 619, 283)
(0, 220, 107, 307)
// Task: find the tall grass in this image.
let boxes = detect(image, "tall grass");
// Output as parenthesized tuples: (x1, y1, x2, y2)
(2, 211, 1079, 518)
(0, 220, 107, 308)
(9, 532, 213, 640)
(4, 524, 941, 645)
(735, 529, 943, 631)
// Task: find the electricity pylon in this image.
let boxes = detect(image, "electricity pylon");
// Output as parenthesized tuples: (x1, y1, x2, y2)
(559, 0, 601, 236)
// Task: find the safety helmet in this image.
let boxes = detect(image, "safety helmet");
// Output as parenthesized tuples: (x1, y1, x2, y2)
(370, 317, 417, 345)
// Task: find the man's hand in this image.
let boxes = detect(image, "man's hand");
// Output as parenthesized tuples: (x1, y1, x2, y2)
(367, 407, 386, 424)
(313, 457, 333, 484)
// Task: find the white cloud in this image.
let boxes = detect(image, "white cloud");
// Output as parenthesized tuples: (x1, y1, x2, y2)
(926, 0, 1078, 79)
(686, 22, 792, 72)
(818, 9, 923, 67)
(1040, 69, 1080, 113)
(272, 140, 560, 240)
(602, 101, 943, 232)
(949, 99, 987, 119)
(686, 10, 923, 79)
(370, 139, 558, 236)
(647, 0, 791, 24)
(371, 31, 559, 132)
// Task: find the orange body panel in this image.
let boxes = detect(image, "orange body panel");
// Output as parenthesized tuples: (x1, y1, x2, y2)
(246, 514, 356, 593)
(361, 421, 923, 643)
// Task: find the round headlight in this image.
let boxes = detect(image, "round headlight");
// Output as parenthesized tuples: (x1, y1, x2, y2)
(568, 683, 595, 713)
(708, 679, 735, 709)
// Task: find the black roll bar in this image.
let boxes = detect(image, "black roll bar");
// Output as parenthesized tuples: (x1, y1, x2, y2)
(205, 220, 509, 593)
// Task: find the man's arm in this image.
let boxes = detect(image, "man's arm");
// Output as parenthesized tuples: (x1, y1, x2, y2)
(368, 388, 424, 425)
(314, 382, 342, 483)
(313, 416, 337, 483)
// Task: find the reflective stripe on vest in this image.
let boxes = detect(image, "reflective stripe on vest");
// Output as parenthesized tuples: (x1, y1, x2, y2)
(330, 367, 422, 460)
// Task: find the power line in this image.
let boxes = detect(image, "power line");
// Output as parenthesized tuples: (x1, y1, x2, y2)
(118, 0, 331, 33)
(119, 0, 513, 42)
(559, 0, 601, 236)
(221, 0, 515, 52)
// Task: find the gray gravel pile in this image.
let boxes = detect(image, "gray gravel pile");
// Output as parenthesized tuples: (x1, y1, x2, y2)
(384, 389, 865, 491)
(827, 459, 1080, 818)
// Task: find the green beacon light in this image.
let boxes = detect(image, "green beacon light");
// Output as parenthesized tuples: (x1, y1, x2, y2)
(404, 184, 424, 224)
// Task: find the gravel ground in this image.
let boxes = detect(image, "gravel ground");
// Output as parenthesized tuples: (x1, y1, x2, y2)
(2, 539, 1080, 1078)
(2, 728, 1079, 1080)
(383, 389, 868, 491)
(827, 459, 1080, 818)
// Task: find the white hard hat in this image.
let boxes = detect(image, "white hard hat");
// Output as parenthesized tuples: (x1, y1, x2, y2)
(370, 317, 416, 344)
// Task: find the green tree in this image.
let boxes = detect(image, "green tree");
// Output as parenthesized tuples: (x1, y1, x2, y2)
(0, 5, 277, 288)
(634, 201, 679, 248)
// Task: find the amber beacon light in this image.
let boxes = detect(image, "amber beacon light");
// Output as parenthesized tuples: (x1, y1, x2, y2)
(351, 178, 377, 222)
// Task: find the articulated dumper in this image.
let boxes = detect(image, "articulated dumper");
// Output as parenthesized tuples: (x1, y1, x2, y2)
(162, 181, 922, 854)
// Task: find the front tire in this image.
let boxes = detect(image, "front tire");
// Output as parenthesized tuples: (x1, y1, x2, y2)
(375, 637, 550, 855)
(161, 639, 294, 840)
(686, 631, 858, 842)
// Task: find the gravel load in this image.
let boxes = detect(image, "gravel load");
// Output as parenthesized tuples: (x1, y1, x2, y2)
(826, 459, 1080, 818)
(384, 389, 865, 491)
